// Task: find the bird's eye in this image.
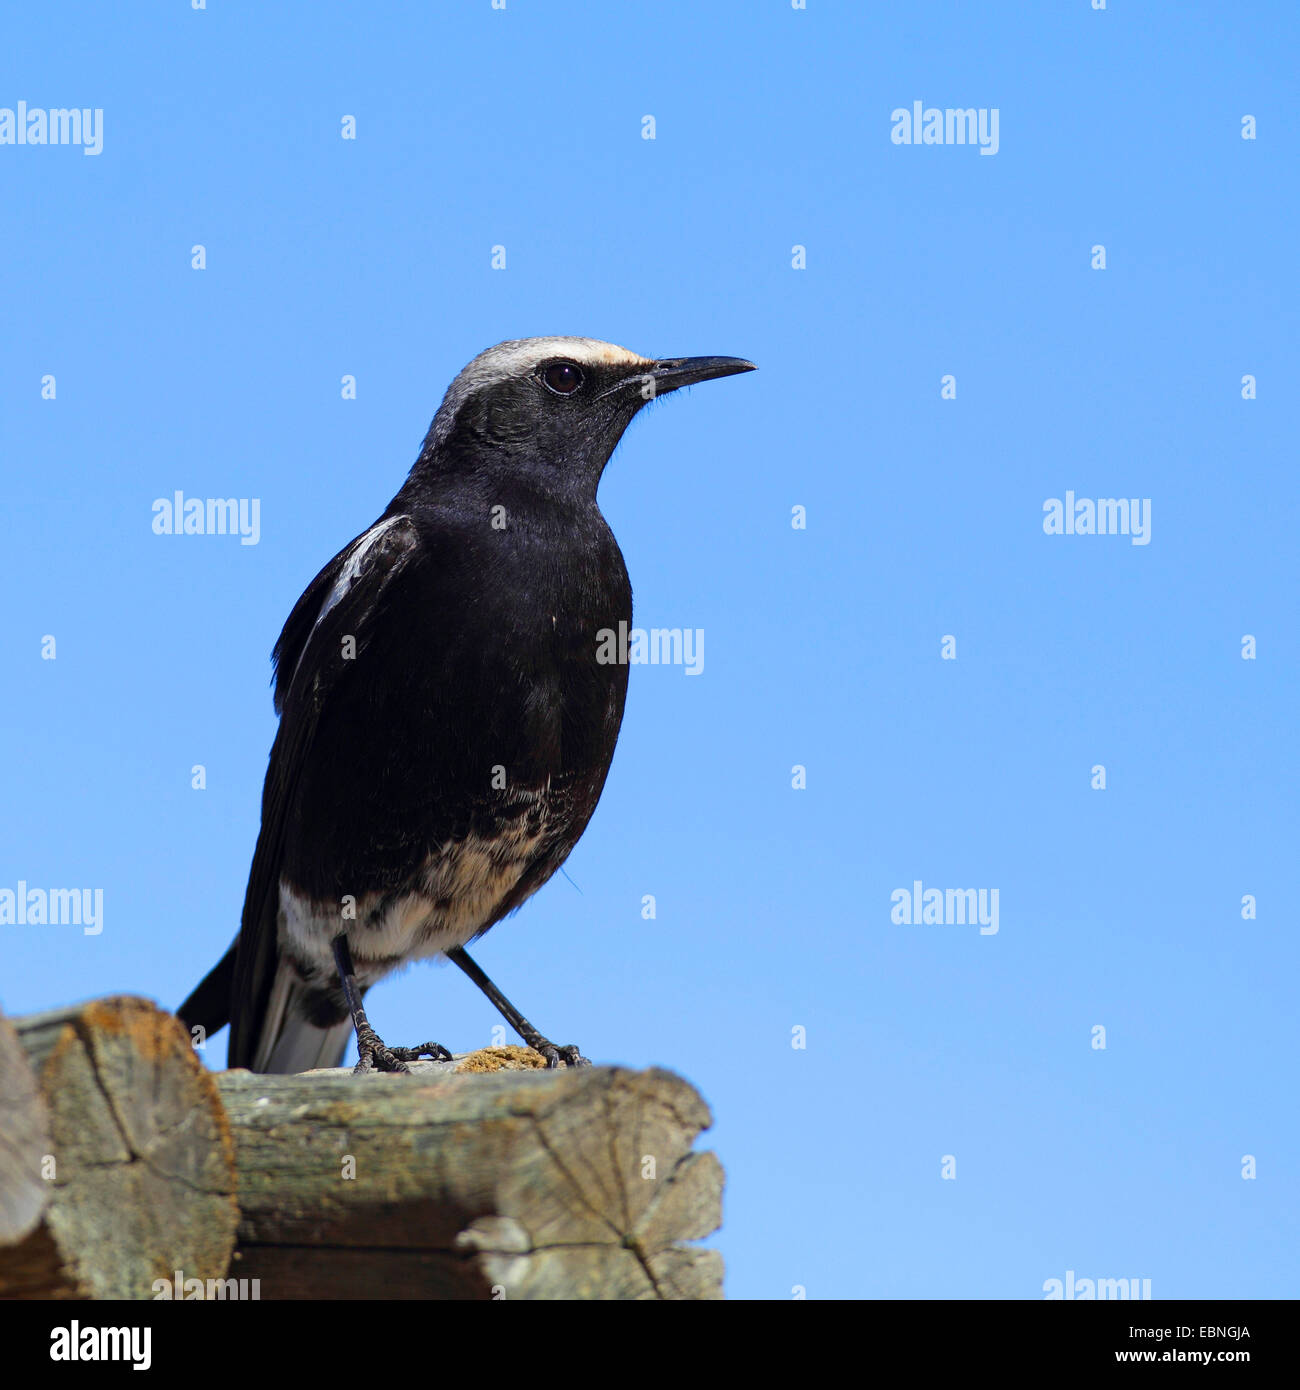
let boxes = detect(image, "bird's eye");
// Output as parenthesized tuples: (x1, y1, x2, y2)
(541, 360, 585, 396)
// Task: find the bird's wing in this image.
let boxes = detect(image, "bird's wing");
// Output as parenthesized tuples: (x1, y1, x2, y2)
(227, 514, 422, 1069)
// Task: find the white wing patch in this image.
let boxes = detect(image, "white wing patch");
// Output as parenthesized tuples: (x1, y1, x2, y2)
(314, 514, 408, 632)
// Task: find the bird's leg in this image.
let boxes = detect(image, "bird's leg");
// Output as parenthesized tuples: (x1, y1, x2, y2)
(447, 946, 589, 1068)
(331, 934, 452, 1074)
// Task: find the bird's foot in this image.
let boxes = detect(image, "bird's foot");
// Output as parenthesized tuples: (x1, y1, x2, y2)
(353, 1024, 452, 1075)
(529, 1041, 590, 1070)
(390, 1040, 454, 1064)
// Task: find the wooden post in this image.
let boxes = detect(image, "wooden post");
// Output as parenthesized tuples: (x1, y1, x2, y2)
(0, 1000, 723, 1300)
(219, 1048, 723, 1299)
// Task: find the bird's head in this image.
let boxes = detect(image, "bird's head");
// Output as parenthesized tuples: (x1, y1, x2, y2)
(416, 337, 755, 499)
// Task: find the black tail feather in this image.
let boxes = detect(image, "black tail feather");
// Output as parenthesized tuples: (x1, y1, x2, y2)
(176, 939, 238, 1040)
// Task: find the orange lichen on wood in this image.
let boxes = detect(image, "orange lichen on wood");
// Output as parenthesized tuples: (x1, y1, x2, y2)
(453, 1045, 548, 1073)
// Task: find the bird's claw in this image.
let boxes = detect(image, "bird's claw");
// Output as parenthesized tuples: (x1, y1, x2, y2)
(390, 1041, 454, 1063)
(353, 1026, 451, 1075)
(532, 1042, 590, 1070)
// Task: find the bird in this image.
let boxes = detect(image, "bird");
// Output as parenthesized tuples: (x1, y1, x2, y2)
(177, 337, 755, 1074)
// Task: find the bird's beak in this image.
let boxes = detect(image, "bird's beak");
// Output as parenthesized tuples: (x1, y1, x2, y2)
(645, 356, 757, 397)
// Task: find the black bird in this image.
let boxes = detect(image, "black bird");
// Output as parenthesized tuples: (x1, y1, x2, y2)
(177, 337, 755, 1073)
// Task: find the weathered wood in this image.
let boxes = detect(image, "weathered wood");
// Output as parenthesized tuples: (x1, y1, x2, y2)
(0, 1009, 50, 1246)
(218, 1046, 723, 1299)
(0, 999, 724, 1301)
(0, 997, 238, 1299)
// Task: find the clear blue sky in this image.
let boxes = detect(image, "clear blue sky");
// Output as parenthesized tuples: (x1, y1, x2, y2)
(2, 2, 1296, 1300)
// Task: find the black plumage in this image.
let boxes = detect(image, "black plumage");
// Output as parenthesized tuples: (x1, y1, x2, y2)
(177, 338, 754, 1073)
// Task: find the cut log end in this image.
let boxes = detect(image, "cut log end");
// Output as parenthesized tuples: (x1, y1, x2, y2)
(0, 997, 238, 1300)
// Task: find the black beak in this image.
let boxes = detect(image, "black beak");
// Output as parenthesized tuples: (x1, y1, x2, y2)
(647, 356, 757, 397)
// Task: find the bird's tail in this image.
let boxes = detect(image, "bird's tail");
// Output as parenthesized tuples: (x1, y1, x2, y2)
(251, 956, 354, 1073)
(176, 940, 237, 1047)
(178, 940, 353, 1073)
